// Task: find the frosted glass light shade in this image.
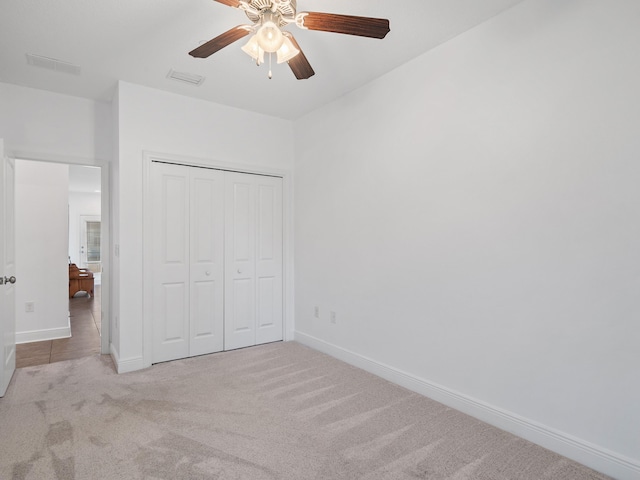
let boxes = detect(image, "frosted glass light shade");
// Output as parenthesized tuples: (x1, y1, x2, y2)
(276, 36, 300, 64)
(256, 20, 284, 53)
(241, 35, 264, 63)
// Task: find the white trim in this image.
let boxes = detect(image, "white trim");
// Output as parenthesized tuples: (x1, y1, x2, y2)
(282, 172, 295, 343)
(142, 153, 153, 370)
(99, 161, 110, 355)
(9, 150, 110, 166)
(16, 324, 71, 344)
(142, 151, 294, 368)
(109, 343, 145, 374)
(295, 331, 640, 480)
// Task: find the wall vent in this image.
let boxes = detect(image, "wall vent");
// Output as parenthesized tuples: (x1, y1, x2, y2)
(167, 69, 205, 86)
(26, 54, 81, 75)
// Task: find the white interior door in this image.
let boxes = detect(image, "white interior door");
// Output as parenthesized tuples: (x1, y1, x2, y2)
(151, 162, 224, 363)
(189, 168, 224, 356)
(152, 163, 190, 363)
(1, 140, 16, 397)
(224, 174, 256, 350)
(79, 215, 101, 284)
(254, 177, 283, 345)
(224, 173, 283, 350)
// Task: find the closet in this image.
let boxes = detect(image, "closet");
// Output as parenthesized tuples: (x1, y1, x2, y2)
(150, 162, 283, 363)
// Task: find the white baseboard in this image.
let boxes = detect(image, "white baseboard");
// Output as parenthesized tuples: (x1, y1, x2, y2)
(295, 331, 640, 480)
(109, 343, 146, 374)
(16, 324, 71, 344)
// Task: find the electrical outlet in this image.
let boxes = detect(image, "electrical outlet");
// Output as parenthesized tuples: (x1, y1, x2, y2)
(25, 302, 35, 313)
(314, 306, 320, 319)
(330, 311, 337, 324)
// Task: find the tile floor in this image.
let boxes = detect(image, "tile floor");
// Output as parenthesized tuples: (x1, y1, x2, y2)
(15, 286, 101, 368)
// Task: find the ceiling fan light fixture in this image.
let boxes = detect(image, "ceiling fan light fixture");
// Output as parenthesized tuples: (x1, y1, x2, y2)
(276, 35, 299, 64)
(241, 34, 265, 63)
(190, 1, 389, 81)
(256, 13, 284, 53)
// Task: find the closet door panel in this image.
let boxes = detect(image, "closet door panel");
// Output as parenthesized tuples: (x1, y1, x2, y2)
(190, 170, 224, 356)
(232, 278, 253, 331)
(255, 178, 283, 344)
(192, 279, 216, 345)
(161, 283, 188, 340)
(152, 165, 283, 358)
(224, 173, 256, 350)
(152, 163, 190, 363)
(257, 277, 275, 327)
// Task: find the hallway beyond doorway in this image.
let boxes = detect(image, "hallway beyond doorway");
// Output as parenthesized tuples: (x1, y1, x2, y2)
(15, 286, 101, 368)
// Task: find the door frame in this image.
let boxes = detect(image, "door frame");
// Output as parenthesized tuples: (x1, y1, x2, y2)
(142, 151, 294, 369)
(9, 149, 111, 355)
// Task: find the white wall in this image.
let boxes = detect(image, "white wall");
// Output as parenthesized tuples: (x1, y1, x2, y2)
(114, 82, 295, 370)
(15, 160, 70, 342)
(294, 1, 640, 478)
(0, 83, 112, 162)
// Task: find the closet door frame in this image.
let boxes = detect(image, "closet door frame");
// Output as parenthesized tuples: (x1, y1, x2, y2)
(142, 151, 293, 369)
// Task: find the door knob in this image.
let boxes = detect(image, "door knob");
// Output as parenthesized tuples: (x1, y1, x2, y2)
(237, 269, 242, 274)
(205, 271, 211, 276)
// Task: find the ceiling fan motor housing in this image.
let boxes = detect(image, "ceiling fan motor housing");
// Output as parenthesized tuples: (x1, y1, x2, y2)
(245, 0, 296, 26)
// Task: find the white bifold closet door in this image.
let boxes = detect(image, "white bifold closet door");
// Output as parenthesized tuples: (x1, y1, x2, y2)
(151, 162, 283, 363)
(151, 162, 225, 363)
(224, 172, 283, 350)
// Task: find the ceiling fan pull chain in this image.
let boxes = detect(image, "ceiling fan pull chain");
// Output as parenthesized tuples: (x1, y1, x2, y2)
(268, 52, 273, 79)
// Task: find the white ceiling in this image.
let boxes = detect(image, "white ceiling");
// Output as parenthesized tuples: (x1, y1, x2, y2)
(0, 0, 525, 120)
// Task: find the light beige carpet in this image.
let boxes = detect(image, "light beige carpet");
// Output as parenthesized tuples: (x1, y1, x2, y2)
(0, 341, 610, 479)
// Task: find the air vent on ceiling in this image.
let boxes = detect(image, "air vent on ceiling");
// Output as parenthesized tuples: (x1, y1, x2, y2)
(167, 69, 205, 86)
(26, 54, 81, 75)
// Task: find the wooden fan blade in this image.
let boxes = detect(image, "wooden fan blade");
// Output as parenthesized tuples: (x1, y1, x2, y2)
(286, 35, 315, 80)
(300, 12, 390, 39)
(189, 26, 251, 58)
(213, 0, 241, 7)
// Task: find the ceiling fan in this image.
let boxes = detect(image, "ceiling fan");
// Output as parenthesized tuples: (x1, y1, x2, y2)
(189, 0, 390, 80)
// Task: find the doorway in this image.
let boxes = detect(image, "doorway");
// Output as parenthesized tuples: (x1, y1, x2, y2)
(13, 160, 109, 367)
